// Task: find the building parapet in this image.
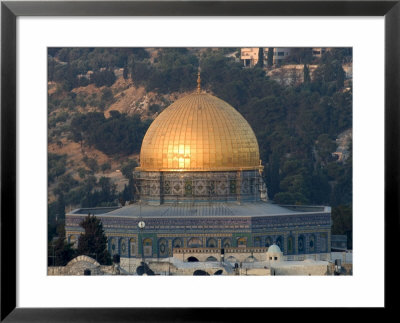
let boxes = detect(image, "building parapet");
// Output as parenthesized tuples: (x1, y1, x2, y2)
(173, 247, 268, 254)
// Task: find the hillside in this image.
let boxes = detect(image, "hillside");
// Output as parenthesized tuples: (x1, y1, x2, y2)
(48, 76, 191, 204)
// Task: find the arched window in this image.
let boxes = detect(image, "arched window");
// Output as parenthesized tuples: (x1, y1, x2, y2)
(143, 238, 152, 257)
(207, 238, 217, 248)
(275, 236, 284, 253)
(143, 238, 152, 246)
(206, 256, 218, 262)
(172, 238, 182, 249)
(237, 237, 247, 248)
(254, 237, 261, 247)
(187, 256, 199, 262)
(222, 238, 231, 248)
(265, 236, 272, 247)
(188, 237, 203, 248)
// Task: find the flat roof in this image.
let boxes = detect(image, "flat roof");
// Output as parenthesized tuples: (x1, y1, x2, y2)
(68, 202, 329, 219)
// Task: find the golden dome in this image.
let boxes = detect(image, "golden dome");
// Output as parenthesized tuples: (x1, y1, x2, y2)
(138, 92, 261, 171)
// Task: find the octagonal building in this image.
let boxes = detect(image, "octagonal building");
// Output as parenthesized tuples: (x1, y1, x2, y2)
(65, 77, 332, 268)
(135, 90, 267, 205)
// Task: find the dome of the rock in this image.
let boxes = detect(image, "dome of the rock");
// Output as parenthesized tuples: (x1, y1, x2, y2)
(138, 92, 260, 172)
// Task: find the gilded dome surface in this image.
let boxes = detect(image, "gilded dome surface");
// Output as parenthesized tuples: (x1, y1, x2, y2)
(138, 92, 260, 171)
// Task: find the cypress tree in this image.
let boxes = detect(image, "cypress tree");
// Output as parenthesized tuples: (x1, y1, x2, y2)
(304, 64, 311, 83)
(123, 65, 129, 79)
(256, 47, 264, 68)
(266, 152, 281, 199)
(77, 214, 112, 265)
(267, 47, 274, 67)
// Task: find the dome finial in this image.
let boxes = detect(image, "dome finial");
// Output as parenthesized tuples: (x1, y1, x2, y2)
(197, 67, 201, 94)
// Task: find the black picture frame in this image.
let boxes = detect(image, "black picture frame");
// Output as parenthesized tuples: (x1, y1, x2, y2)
(1, 0, 398, 321)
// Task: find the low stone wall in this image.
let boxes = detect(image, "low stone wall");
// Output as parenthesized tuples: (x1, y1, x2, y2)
(119, 258, 227, 275)
(120, 258, 141, 274)
(238, 268, 271, 276)
(173, 247, 268, 263)
(285, 253, 331, 262)
(271, 262, 329, 276)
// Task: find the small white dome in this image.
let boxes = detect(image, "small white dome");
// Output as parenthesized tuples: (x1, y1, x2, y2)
(267, 244, 281, 253)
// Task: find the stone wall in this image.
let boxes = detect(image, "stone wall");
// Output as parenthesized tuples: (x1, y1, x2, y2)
(240, 268, 271, 276)
(271, 262, 329, 276)
(173, 247, 268, 263)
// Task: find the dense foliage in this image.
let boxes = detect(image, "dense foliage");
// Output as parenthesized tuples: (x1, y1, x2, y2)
(69, 111, 151, 156)
(48, 48, 149, 90)
(77, 214, 112, 265)
(130, 48, 199, 93)
(48, 153, 67, 184)
(199, 50, 352, 203)
(199, 49, 353, 246)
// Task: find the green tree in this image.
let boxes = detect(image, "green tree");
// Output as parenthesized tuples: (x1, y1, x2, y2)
(77, 167, 88, 179)
(101, 88, 114, 105)
(98, 176, 117, 202)
(91, 69, 116, 87)
(48, 153, 67, 184)
(83, 156, 99, 173)
(267, 47, 274, 67)
(316, 133, 336, 164)
(101, 161, 111, 173)
(48, 236, 76, 266)
(331, 205, 352, 249)
(77, 214, 112, 265)
(303, 64, 311, 83)
(54, 174, 79, 196)
(313, 57, 345, 90)
(288, 48, 313, 64)
(274, 192, 308, 205)
(123, 65, 129, 79)
(266, 152, 280, 199)
(256, 48, 264, 68)
(121, 159, 138, 180)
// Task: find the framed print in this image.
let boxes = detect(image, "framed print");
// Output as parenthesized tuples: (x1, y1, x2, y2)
(1, 0, 399, 321)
